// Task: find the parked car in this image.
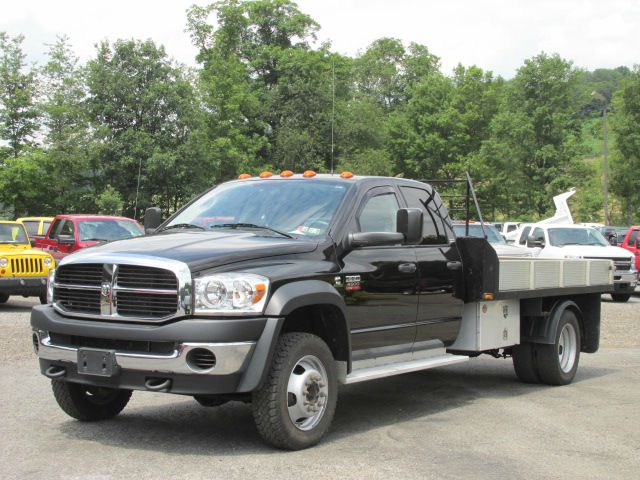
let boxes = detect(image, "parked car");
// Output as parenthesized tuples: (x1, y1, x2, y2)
(16, 217, 54, 246)
(36, 215, 144, 261)
(0, 221, 55, 304)
(452, 223, 531, 256)
(618, 226, 640, 271)
(524, 224, 636, 302)
(598, 226, 629, 246)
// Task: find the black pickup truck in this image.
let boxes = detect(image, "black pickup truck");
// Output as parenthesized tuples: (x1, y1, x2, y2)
(31, 173, 613, 449)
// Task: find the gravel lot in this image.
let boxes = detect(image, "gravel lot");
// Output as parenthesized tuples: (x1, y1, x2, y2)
(1, 295, 639, 479)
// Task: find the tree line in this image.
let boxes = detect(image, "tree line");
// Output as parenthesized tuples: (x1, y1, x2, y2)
(1, 0, 639, 224)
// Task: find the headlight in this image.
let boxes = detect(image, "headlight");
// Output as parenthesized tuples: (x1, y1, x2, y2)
(46, 269, 56, 304)
(194, 273, 269, 315)
(0, 258, 7, 268)
(43, 257, 52, 268)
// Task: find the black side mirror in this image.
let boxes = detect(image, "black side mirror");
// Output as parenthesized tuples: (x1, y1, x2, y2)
(397, 208, 423, 244)
(57, 234, 76, 245)
(526, 234, 544, 248)
(144, 207, 162, 234)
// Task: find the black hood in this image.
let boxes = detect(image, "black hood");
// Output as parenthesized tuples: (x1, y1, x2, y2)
(67, 231, 319, 271)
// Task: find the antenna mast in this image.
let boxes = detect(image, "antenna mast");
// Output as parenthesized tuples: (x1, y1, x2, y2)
(330, 58, 335, 174)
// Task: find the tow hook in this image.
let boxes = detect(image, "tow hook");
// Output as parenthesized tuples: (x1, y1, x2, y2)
(45, 366, 66, 379)
(144, 378, 172, 392)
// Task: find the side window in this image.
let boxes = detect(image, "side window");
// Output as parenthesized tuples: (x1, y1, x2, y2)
(59, 220, 75, 237)
(357, 193, 399, 233)
(518, 226, 532, 245)
(507, 224, 517, 233)
(626, 230, 639, 247)
(400, 186, 451, 245)
(47, 219, 62, 239)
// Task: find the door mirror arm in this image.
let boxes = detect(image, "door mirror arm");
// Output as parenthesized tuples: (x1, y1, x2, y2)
(348, 232, 404, 248)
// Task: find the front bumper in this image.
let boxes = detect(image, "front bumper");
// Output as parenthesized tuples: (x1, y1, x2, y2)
(31, 305, 282, 395)
(613, 271, 637, 292)
(0, 276, 47, 296)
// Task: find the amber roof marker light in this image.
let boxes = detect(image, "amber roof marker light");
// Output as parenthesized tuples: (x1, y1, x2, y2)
(340, 171, 354, 179)
(237, 173, 251, 180)
(280, 170, 294, 177)
(302, 170, 317, 178)
(259, 171, 273, 178)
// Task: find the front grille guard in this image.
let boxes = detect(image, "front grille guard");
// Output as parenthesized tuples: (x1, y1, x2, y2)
(52, 253, 192, 323)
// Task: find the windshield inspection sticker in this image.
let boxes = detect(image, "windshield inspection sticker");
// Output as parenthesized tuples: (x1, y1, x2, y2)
(345, 275, 362, 292)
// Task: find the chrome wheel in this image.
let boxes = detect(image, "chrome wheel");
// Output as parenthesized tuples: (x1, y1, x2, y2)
(558, 322, 577, 373)
(286, 355, 329, 431)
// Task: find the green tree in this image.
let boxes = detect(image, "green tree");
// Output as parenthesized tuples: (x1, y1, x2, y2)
(610, 66, 640, 224)
(0, 32, 39, 159)
(86, 39, 204, 217)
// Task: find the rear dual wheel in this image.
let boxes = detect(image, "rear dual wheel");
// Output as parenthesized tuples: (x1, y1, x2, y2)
(512, 310, 580, 386)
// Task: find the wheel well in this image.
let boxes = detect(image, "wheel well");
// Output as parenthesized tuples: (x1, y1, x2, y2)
(541, 295, 599, 353)
(280, 304, 349, 364)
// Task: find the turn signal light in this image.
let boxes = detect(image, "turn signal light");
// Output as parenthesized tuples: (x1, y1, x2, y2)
(302, 170, 317, 178)
(340, 171, 354, 179)
(280, 170, 294, 177)
(237, 173, 251, 180)
(483, 293, 494, 300)
(259, 171, 273, 178)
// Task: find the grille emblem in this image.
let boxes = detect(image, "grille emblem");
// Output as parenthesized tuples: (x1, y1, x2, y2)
(101, 281, 112, 302)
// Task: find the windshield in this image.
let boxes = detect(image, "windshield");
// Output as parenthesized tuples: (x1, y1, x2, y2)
(548, 228, 609, 247)
(78, 220, 144, 242)
(452, 224, 505, 244)
(0, 224, 29, 244)
(166, 180, 350, 237)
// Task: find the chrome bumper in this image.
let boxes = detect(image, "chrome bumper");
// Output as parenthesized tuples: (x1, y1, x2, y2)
(34, 332, 255, 376)
(614, 271, 638, 286)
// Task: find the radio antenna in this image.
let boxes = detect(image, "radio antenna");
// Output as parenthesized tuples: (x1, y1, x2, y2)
(330, 58, 335, 175)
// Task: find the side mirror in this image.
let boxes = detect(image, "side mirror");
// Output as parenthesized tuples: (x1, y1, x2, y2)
(144, 207, 162, 234)
(526, 234, 544, 248)
(608, 235, 618, 246)
(396, 208, 423, 244)
(57, 234, 76, 245)
(348, 232, 404, 248)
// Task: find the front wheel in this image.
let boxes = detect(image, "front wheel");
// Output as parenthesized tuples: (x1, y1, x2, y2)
(611, 293, 631, 302)
(535, 310, 581, 385)
(252, 332, 337, 450)
(0, 293, 9, 304)
(51, 380, 132, 421)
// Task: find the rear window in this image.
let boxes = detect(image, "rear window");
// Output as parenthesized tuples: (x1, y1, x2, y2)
(78, 220, 144, 242)
(21, 220, 39, 237)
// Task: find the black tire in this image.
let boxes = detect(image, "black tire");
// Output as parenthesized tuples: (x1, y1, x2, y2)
(39, 292, 48, 304)
(193, 395, 228, 407)
(51, 380, 132, 421)
(535, 310, 581, 386)
(0, 293, 9, 304)
(512, 342, 540, 384)
(252, 332, 337, 450)
(611, 293, 631, 302)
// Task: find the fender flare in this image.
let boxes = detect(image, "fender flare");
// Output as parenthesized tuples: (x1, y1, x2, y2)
(521, 299, 581, 345)
(237, 280, 350, 392)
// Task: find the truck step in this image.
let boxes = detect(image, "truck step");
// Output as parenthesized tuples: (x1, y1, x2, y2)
(344, 354, 469, 385)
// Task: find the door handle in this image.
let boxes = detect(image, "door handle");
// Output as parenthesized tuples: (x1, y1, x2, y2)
(447, 261, 462, 271)
(398, 263, 417, 274)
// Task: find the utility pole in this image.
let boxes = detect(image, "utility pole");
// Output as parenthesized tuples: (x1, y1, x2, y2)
(592, 91, 610, 225)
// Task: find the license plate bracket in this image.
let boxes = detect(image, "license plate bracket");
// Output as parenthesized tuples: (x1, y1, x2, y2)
(77, 348, 118, 377)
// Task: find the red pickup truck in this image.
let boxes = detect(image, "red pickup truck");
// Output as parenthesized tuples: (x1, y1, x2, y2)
(620, 226, 640, 271)
(36, 215, 144, 261)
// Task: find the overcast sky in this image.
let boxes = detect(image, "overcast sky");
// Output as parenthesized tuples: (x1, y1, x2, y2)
(1, 0, 638, 78)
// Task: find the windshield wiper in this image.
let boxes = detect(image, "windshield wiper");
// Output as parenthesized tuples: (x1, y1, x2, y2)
(211, 223, 292, 238)
(161, 223, 206, 232)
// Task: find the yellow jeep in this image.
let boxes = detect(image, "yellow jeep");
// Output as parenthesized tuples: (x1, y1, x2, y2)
(0, 221, 55, 304)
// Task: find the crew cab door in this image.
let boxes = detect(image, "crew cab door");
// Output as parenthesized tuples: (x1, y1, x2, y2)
(399, 186, 464, 348)
(341, 186, 418, 358)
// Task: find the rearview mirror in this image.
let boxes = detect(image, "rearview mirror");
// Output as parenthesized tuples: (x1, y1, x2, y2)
(526, 234, 544, 248)
(57, 234, 75, 245)
(397, 208, 423, 244)
(144, 207, 162, 234)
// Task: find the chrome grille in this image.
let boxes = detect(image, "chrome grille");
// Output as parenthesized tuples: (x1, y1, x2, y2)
(10, 257, 44, 275)
(54, 262, 182, 321)
(584, 257, 633, 272)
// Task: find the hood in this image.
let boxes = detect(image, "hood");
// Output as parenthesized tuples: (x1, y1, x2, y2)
(492, 243, 532, 257)
(63, 231, 320, 271)
(0, 244, 52, 257)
